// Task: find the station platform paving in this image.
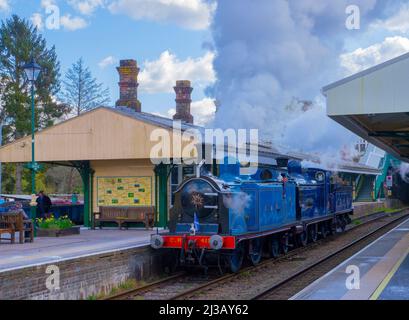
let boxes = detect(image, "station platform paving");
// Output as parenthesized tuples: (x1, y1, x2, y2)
(292, 217, 409, 300)
(0, 228, 164, 272)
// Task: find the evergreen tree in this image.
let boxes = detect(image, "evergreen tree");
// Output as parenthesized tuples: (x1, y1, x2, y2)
(62, 58, 110, 116)
(0, 15, 69, 193)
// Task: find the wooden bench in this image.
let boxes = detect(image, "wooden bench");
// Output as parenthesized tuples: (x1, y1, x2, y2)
(0, 212, 34, 244)
(0, 217, 15, 244)
(93, 206, 155, 230)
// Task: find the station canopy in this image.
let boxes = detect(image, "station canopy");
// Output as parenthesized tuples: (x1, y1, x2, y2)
(323, 52, 409, 162)
(0, 105, 380, 176)
(0, 106, 203, 164)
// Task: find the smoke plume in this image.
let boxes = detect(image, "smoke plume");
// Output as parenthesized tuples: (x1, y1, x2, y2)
(209, 0, 378, 157)
(398, 163, 409, 183)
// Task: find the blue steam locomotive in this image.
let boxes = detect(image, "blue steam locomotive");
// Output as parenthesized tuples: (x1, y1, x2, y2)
(151, 159, 353, 273)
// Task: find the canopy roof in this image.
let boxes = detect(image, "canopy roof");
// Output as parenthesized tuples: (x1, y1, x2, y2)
(0, 106, 381, 175)
(0, 107, 200, 163)
(323, 52, 409, 162)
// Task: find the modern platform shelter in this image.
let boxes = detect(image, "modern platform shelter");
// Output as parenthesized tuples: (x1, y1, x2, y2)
(323, 52, 409, 203)
(323, 52, 409, 162)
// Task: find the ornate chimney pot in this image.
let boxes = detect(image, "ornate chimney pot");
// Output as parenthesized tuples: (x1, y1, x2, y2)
(115, 59, 142, 112)
(173, 80, 194, 124)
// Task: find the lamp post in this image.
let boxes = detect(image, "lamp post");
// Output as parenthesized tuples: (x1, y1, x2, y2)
(23, 58, 42, 232)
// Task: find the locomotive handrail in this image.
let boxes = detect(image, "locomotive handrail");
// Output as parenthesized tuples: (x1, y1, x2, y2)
(173, 176, 223, 194)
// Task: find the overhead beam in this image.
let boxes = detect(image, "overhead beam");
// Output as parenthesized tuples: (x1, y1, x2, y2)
(394, 144, 409, 149)
(369, 131, 409, 138)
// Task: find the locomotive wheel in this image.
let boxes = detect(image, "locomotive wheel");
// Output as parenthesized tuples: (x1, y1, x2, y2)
(309, 224, 318, 243)
(281, 234, 289, 254)
(298, 229, 308, 247)
(228, 243, 245, 273)
(336, 216, 347, 233)
(164, 249, 179, 274)
(328, 220, 336, 235)
(249, 238, 263, 265)
(269, 236, 280, 258)
(320, 223, 329, 239)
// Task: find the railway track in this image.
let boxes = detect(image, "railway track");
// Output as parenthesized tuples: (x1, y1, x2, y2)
(105, 209, 409, 300)
(252, 212, 409, 300)
(105, 243, 307, 300)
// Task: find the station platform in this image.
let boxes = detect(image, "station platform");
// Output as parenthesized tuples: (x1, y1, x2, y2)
(292, 218, 409, 300)
(0, 228, 162, 272)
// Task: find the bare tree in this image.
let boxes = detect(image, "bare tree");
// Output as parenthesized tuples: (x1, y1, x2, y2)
(62, 58, 110, 116)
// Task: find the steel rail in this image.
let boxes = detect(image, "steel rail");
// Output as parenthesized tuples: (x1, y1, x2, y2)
(251, 212, 409, 300)
(103, 272, 186, 300)
(105, 208, 408, 300)
(172, 209, 409, 300)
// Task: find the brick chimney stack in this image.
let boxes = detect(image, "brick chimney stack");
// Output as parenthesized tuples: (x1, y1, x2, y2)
(116, 59, 142, 112)
(173, 80, 193, 124)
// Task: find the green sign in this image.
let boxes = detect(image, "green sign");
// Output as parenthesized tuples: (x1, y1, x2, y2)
(24, 162, 44, 172)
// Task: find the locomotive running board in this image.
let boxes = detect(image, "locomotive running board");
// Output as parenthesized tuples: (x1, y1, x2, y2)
(236, 224, 301, 242)
(303, 211, 353, 227)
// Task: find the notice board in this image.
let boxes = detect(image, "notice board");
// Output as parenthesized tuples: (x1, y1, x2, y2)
(97, 176, 152, 206)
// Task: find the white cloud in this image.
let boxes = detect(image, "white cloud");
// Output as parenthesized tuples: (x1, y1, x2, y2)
(340, 36, 409, 75)
(31, 13, 43, 30)
(41, 0, 56, 7)
(139, 51, 215, 94)
(371, 4, 409, 33)
(68, 0, 105, 15)
(0, 0, 9, 11)
(60, 14, 88, 31)
(108, 0, 216, 30)
(99, 56, 117, 69)
(191, 98, 216, 126)
(155, 98, 216, 126)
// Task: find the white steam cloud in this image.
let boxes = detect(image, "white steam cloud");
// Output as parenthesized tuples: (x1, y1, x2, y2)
(398, 163, 409, 183)
(209, 0, 377, 159)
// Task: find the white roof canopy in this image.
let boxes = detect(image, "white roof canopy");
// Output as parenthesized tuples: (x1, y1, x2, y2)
(323, 52, 409, 161)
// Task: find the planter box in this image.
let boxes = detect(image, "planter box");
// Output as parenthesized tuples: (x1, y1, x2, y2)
(37, 226, 80, 237)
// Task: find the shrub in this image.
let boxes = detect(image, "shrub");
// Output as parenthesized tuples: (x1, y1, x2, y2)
(37, 215, 74, 230)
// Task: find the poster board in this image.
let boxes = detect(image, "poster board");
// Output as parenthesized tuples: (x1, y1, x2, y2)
(97, 176, 152, 207)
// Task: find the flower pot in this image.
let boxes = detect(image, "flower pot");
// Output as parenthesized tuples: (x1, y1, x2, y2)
(37, 226, 80, 237)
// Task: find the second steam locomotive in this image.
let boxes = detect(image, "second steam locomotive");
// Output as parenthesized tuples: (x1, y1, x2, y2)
(151, 159, 353, 273)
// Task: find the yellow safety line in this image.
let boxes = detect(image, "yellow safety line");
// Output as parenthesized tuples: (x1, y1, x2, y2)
(370, 246, 409, 300)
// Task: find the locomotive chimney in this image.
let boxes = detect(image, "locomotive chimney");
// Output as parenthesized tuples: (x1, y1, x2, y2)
(116, 59, 142, 112)
(173, 80, 194, 124)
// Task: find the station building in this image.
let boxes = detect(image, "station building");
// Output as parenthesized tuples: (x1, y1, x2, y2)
(0, 58, 391, 300)
(0, 59, 307, 228)
(0, 59, 382, 229)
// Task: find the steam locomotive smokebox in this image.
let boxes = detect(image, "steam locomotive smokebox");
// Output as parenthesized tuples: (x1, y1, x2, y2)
(276, 158, 289, 168)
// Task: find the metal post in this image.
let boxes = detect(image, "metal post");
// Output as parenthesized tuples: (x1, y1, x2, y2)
(79, 161, 91, 228)
(155, 164, 169, 228)
(30, 82, 36, 236)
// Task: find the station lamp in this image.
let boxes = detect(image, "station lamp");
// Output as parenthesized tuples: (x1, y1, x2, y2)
(23, 57, 42, 235)
(23, 58, 42, 83)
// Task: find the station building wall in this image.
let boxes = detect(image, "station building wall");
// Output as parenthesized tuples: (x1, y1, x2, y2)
(91, 158, 157, 215)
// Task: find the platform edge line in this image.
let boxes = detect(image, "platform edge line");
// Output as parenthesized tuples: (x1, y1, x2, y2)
(290, 217, 409, 300)
(369, 246, 409, 300)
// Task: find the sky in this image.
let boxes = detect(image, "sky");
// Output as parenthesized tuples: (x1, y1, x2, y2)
(0, 0, 216, 125)
(2, 0, 409, 155)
